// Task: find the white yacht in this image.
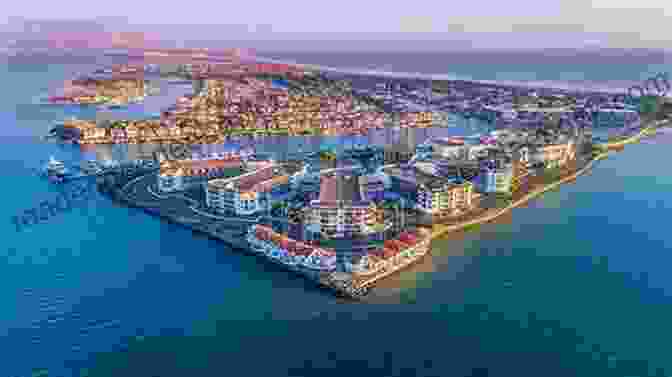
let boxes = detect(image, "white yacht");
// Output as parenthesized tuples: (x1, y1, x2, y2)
(100, 159, 121, 169)
(45, 156, 67, 176)
(80, 159, 103, 175)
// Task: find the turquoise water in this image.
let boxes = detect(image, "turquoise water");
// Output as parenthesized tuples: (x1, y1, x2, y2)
(2, 56, 672, 377)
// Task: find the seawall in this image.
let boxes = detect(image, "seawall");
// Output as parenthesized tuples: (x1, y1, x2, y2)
(98, 179, 368, 299)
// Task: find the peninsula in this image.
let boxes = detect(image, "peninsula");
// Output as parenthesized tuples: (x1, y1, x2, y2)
(49, 56, 672, 298)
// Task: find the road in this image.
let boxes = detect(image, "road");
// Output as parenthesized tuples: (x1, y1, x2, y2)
(122, 173, 254, 240)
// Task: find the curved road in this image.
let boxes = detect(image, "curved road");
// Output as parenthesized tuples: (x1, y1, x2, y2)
(123, 173, 255, 236)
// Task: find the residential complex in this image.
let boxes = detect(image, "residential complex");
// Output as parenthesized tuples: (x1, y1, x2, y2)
(157, 155, 243, 193)
(205, 163, 292, 216)
(307, 174, 378, 238)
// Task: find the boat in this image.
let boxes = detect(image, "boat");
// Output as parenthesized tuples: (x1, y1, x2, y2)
(80, 159, 103, 175)
(44, 156, 68, 177)
(106, 103, 125, 110)
(100, 159, 121, 169)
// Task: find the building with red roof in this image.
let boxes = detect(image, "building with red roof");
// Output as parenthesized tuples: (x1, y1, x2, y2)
(206, 164, 295, 216)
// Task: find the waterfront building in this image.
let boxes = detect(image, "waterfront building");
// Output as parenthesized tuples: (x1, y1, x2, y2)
(542, 141, 577, 169)
(247, 225, 337, 274)
(386, 166, 476, 216)
(206, 164, 292, 216)
(157, 157, 243, 193)
(476, 157, 513, 194)
(415, 143, 433, 161)
(510, 158, 530, 194)
(432, 138, 467, 159)
(382, 127, 423, 163)
(308, 174, 377, 239)
(359, 175, 386, 202)
(348, 229, 431, 276)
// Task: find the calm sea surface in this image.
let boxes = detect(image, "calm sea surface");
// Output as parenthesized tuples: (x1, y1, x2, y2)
(2, 53, 672, 377)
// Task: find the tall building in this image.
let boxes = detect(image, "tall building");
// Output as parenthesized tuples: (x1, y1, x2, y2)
(476, 157, 513, 194)
(308, 174, 376, 239)
(385, 166, 478, 216)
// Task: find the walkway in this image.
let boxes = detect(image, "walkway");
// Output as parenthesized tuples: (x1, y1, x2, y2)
(146, 184, 199, 206)
(430, 152, 608, 241)
(146, 183, 261, 223)
(599, 120, 669, 150)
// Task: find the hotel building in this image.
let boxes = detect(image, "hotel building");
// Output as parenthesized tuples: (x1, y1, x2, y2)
(205, 164, 291, 216)
(386, 167, 478, 216)
(510, 158, 530, 194)
(542, 140, 577, 169)
(308, 174, 377, 239)
(358, 175, 386, 202)
(476, 157, 513, 194)
(157, 157, 243, 193)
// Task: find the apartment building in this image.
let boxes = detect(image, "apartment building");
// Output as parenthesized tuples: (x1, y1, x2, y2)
(359, 175, 386, 202)
(205, 164, 291, 216)
(542, 141, 577, 169)
(476, 157, 513, 194)
(157, 157, 243, 193)
(386, 167, 476, 215)
(510, 158, 530, 193)
(308, 175, 377, 239)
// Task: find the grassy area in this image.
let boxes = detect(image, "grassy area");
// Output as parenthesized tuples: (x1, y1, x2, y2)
(543, 166, 563, 182)
(494, 193, 513, 208)
(220, 168, 244, 178)
(372, 223, 388, 232)
(462, 223, 481, 232)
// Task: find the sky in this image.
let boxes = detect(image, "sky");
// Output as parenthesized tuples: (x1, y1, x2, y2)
(1, 0, 671, 51)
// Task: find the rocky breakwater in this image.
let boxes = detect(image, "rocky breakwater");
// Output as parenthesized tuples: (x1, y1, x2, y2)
(321, 272, 371, 299)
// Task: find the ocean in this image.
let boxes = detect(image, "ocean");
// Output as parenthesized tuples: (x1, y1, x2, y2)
(257, 50, 672, 94)
(2, 51, 672, 377)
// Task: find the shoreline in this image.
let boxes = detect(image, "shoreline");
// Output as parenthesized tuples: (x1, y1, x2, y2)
(98, 178, 368, 299)
(95, 122, 655, 299)
(254, 55, 647, 95)
(428, 123, 659, 244)
(429, 155, 604, 242)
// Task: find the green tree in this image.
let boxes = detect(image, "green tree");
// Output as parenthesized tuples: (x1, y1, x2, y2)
(639, 95, 659, 115)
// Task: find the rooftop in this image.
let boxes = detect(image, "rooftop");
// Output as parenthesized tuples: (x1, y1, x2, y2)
(317, 175, 366, 203)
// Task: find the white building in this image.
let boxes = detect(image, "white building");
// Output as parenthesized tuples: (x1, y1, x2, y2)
(157, 157, 243, 193)
(206, 164, 290, 216)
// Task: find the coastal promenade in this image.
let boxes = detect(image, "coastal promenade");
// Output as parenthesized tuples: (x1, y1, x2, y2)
(430, 154, 607, 241)
(428, 121, 666, 243)
(102, 173, 367, 298)
(601, 121, 666, 149)
(354, 246, 430, 290)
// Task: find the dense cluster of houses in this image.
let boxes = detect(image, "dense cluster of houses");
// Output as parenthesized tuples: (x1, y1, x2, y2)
(52, 75, 145, 105)
(162, 75, 389, 136)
